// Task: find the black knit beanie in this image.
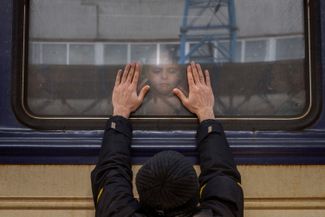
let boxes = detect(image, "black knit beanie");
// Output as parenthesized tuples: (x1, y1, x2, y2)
(136, 151, 199, 216)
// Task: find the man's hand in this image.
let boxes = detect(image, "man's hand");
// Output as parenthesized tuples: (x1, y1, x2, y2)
(112, 63, 150, 118)
(173, 62, 215, 122)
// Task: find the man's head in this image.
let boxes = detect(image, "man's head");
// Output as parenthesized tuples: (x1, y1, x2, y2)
(136, 151, 199, 216)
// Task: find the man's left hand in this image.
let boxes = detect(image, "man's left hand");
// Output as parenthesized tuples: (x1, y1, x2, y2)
(112, 63, 150, 118)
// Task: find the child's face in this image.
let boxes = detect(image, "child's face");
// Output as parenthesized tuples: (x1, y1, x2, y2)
(148, 64, 180, 95)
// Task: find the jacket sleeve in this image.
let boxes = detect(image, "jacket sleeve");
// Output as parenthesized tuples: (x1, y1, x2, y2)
(196, 119, 244, 217)
(91, 116, 140, 217)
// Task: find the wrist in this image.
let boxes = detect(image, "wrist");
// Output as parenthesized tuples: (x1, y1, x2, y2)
(113, 107, 130, 119)
(197, 108, 215, 122)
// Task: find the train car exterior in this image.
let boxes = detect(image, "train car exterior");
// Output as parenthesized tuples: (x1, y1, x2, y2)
(1, 0, 325, 216)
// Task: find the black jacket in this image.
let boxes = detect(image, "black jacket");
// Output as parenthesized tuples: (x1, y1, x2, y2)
(91, 116, 243, 217)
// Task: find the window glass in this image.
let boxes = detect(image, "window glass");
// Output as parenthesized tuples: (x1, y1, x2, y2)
(28, 42, 41, 64)
(217, 41, 242, 63)
(104, 44, 128, 65)
(189, 43, 215, 63)
(276, 37, 305, 60)
(24, 0, 311, 127)
(159, 44, 179, 64)
(42, 43, 67, 64)
(244, 40, 267, 62)
(69, 44, 95, 65)
(131, 44, 157, 64)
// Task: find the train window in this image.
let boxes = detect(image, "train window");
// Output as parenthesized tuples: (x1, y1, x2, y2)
(244, 40, 267, 62)
(131, 44, 157, 64)
(13, 0, 320, 130)
(104, 44, 128, 65)
(276, 37, 305, 60)
(28, 42, 41, 64)
(69, 44, 95, 65)
(217, 41, 242, 63)
(42, 43, 67, 65)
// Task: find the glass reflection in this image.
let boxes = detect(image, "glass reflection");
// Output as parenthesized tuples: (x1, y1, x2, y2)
(42, 44, 66, 65)
(69, 44, 95, 65)
(136, 65, 189, 116)
(27, 0, 307, 118)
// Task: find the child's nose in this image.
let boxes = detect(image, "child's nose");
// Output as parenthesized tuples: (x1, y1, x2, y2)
(161, 71, 168, 79)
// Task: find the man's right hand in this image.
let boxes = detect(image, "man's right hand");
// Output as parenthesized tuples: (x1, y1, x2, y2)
(112, 63, 150, 118)
(173, 61, 215, 122)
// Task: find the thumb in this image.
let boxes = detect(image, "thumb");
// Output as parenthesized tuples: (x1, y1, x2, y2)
(173, 88, 188, 105)
(138, 85, 150, 102)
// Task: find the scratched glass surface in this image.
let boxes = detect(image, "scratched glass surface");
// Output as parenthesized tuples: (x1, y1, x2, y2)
(27, 0, 307, 117)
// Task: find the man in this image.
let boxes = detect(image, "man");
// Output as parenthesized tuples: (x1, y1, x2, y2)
(91, 62, 243, 217)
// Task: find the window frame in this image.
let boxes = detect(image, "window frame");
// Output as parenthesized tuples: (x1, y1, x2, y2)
(12, 0, 322, 131)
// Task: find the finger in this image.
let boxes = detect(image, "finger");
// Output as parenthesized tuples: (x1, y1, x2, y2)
(187, 65, 195, 87)
(177, 86, 188, 96)
(127, 63, 135, 83)
(138, 85, 150, 102)
(204, 69, 212, 87)
(132, 63, 141, 85)
(173, 88, 188, 105)
(115, 69, 122, 86)
(121, 64, 131, 83)
(196, 63, 205, 84)
(191, 61, 200, 84)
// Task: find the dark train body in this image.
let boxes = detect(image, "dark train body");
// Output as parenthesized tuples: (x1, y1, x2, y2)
(1, 0, 325, 164)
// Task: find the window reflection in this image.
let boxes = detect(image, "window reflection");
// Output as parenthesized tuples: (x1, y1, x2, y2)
(29, 43, 41, 64)
(217, 41, 242, 63)
(42, 44, 66, 65)
(159, 44, 179, 64)
(245, 40, 267, 62)
(131, 44, 157, 64)
(104, 44, 128, 65)
(189, 43, 215, 63)
(136, 65, 189, 116)
(69, 44, 95, 65)
(26, 0, 308, 119)
(276, 37, 305, 60)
